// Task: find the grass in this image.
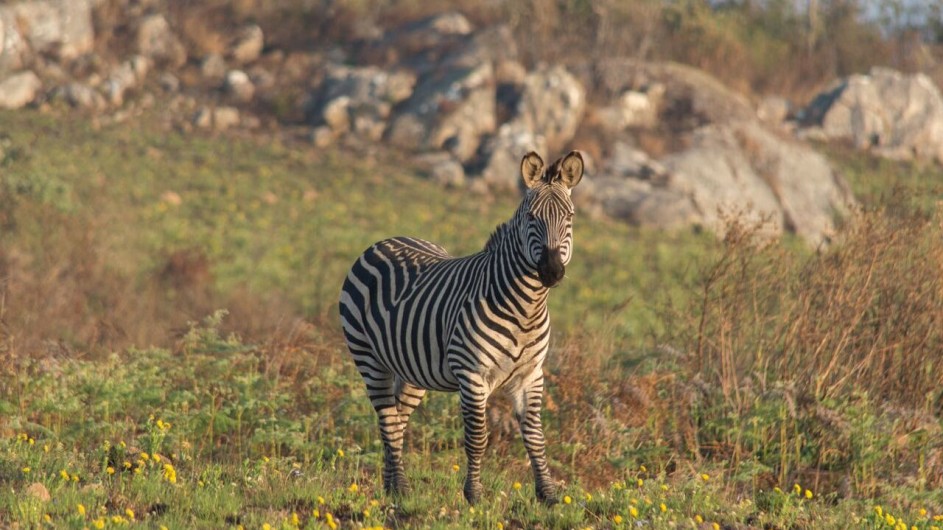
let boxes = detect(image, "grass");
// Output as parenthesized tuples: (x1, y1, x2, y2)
(2, 106, 943, 528)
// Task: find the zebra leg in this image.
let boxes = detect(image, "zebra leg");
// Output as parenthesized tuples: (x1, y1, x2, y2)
(384, 378, 426, 494)
(459, 377, 490, 504)
(514, 376, 558, 505)
(357, 366, 409, 496)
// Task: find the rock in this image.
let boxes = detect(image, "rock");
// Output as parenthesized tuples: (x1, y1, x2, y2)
(200, 53, 227, 82)
(477, 122, 548, 191)
(757, 96, 790, 125)
(0, 71, 42, 109)
(136, 14, 187, 68)
(158, 72, 180, 92)
(224, 70, 255, 103)
(387, 61, 495, 161)
(310, 64, 417, 141)
(595, 86, 664, 131)
(413, 151, 466, 187)
(105, 55, 150, 106)
(50, 82, 105, 109)
(802, 67, 943, 163)
(230, 24, 264, 64)
(0, 8, 30, 75)
(212, 106, 240, 130)
(25, 482, 50, 502)
(1, 0, 94, 62)
(310, 126, 335, 148)
(596, 58, 755, 130)
(513, 65, 586, 154)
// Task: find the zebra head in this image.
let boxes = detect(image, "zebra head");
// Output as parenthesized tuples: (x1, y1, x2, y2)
(519, 151, 584, 288)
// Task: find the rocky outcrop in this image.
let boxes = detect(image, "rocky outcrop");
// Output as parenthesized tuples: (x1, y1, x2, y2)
(802, 67, 943, 164)
(0, 4, 868, 246)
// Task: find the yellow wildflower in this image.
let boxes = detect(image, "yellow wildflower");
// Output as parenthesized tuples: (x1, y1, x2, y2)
(887, 514, 896, 526)
(43, 444, 49, 453)
(563, 495, 572, 504)
(713, 523, 721, 530)
(326, 513, 337, 530)
(93, 519, 105, 529)
(317, 496, 325, 505)
(774, 487, 783, 494)
(452, 464, 460, 472)
(585, 493, 593, 501)
(660, 503, 667, 513)
(695, 515, 704, 524)
(313, 509, 320, 519)
(660, 484, 669, 492)
(28, 438, 34, 445)
(919, 509, 927, 517)
(512, 482, 522, 491)
(60, 469, 70, 480)
(140, 452, 149, 461)
(497, 523, 504, 530)
(154, 454, 162, 463)
(348, 482, 359, 493)
(21, 467, 30, 474)
(107, 466, 115, 475)
(629, 506, 639, 518)
(701, 473, 710, 482)
(123, 461, 132, 469)
(337, 449, 345, 458)
(44, 514, 51, 523)
(875, 506, 884, 517)
(793, 483, 802, 495)
(805, 489, 813, 499)
(163, 463, 177, 484)
(78, 504, 86, 516)
(639, 464, 647, 473)
(263, 524, 272, 530)
(613, 514, 623, 524)
(125, 508, 135, 521)
(363, 509, 371, 517)
(72, 474, 79, 482)
(637, 478, 644, 487)
(291, 512, 300, 526)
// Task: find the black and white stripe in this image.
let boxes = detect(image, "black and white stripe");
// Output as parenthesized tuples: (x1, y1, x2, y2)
(339, 151, 584, 505)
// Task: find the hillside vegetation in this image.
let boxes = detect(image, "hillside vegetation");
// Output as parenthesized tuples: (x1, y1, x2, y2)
(2, 104, 943, 529)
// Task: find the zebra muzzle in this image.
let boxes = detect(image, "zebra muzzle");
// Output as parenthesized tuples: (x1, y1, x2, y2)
(537, 247, 565, 288)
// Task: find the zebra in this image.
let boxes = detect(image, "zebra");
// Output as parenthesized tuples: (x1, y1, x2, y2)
(338, 150, 583, 505)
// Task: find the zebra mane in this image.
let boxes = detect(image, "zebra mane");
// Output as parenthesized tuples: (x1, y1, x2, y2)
(484, 221, 512, 252)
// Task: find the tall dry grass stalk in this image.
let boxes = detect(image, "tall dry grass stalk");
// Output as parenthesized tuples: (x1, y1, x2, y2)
(674, 205, 943, 415)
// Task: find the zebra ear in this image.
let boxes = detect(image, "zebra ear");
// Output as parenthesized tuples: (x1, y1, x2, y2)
(558, 151, 584, 188)
(520, 152, 545, 189)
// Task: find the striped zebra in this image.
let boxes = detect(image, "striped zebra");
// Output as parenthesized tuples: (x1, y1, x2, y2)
(338, 151, 583, 505)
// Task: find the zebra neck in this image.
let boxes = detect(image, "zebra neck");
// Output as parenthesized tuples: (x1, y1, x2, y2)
(487, 235, 550, 311)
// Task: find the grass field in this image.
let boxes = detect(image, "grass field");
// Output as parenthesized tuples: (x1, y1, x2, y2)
(2, 108, 943, 529)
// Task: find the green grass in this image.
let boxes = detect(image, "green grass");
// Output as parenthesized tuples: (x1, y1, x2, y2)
(2, 108, 943, 528)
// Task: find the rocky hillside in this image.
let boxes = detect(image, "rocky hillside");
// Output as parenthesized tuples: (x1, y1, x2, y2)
(3, 1, 942, 245)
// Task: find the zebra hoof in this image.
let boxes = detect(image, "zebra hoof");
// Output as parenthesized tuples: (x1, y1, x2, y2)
(536, 487, 559, 506)
(463, 481, 483, 505)
(385, 480, 411, 497)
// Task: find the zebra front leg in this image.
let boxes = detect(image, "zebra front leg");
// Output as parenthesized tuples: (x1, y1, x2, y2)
(514, 376, 559, 505)
(459, 380, 490, 504)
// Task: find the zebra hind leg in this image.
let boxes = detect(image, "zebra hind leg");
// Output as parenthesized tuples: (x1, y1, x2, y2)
(514, 377, 559, 505)
(353, 361, 409, 496)
(386, 378, 426, 494)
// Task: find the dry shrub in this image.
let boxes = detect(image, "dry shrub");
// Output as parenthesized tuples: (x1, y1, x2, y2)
(671, 204, 943, 414)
